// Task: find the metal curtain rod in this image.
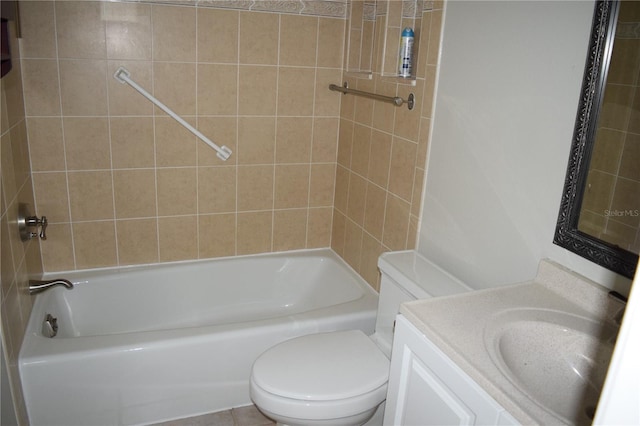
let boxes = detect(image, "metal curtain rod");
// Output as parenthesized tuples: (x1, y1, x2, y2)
(113, 66, 232, 161)
(329, 82, 415, 110)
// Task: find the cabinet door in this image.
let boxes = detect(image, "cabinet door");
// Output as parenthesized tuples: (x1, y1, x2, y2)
(384, 315, 519, 426)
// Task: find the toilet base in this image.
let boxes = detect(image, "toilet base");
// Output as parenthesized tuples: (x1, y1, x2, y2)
(260, 402, 385, 426)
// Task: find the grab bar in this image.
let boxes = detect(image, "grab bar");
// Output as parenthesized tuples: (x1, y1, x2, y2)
(329, 82, 415, 110)
(113, 66, 232, 161)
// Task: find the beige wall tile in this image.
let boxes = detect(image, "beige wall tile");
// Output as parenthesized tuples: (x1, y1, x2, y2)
(353, 79, 374, 125)
(363, 182, 385, 240)
(312, 117, 339, 163)
(32, 172, 70, 223)
(155, 117, 197, 167)
(280, 15, 318, 67)
(237, 165, 274, 211)
(237, 211, 272, 255)
(198, 166, 237, 213)
(21, 60, 61, 116)
(237, 117, 276, 165)
(55, 1, 106, 59)
(27, 118, 65, 172)
(116, 219, 159, 265)
(113, 169, 157, 219)
(343, 218, 363, 270)
(277, 67, 316, 116)
(346, 171, 367, 226)
(152, 5, 196, 62)
(198, 213, 236, 258)
(274, 164, 310, 209)
(9, 123, 31, 188)
(68, 171, 114, 222)
(383, 194, 410, 250)
(314, 68, 343, 117)
(273, 209, 307, 251)
(1, 134, 17, 207)
(19, 1, 57, 59)
(197, 64, 238, 116)
(158, 215, 198, 262)
(63, 118, 111, 170)
(388, 138, 417, 201)
(1, 215, 16, 297)
(309, 163, 335, 207)
(106, 2, 152, 60)
(276, 117, 312, 163)
(239, 12, 279, 65)
(317, 17, 345, 68)
(110, 117, 156, 169)
(198, 8, 239, 63)
(337, 118, 353, 167)
(108, 61, 154, 116)
(59, 60, 108, 116)
(334, 164, 349, 213)
(73, 221, 117, 269)
(307, 207, 332, 248)
(331, 209, 346, 256)
(153, 62, 197, 116)
(238, 65, 278, 116)
(367, 129, 392, 188)
(2, 43, 25, 130)
(156, 168, 197, 216)
(351, 124, 371, 177)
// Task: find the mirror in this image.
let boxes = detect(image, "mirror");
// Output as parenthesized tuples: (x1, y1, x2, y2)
(554, 0, 639, 279)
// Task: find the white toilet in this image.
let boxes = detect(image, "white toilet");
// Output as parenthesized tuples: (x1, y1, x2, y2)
(250, 250, 471, 426)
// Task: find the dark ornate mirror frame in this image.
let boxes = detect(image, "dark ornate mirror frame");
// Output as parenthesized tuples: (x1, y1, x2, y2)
(554, 0, 638, 279)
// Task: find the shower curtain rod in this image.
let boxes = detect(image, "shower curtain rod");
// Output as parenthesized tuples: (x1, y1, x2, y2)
(113, 66, 232, 161)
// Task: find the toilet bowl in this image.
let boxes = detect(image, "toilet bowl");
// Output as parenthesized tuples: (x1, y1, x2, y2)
(250, 251, 471, 426)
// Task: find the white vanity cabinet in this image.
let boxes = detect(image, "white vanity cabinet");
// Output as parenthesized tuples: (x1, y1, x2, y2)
(384, 315, 519, 426)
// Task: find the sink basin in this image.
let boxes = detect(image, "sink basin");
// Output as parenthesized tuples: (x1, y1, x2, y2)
(485, 308, 617, 425)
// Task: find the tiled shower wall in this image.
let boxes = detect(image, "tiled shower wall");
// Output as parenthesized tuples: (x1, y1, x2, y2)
(1, 14, 43, 423)
(21, 0, 345, 272)
(331, 1, 443, 288)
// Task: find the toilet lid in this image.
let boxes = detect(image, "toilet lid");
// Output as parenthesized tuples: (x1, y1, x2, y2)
(251, 330, 390, 401)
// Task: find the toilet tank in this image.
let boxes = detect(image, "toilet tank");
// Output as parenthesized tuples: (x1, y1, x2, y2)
(374, 250, 471, 356)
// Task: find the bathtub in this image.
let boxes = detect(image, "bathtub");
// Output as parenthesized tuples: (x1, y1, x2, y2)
(19, 249, 378, 426)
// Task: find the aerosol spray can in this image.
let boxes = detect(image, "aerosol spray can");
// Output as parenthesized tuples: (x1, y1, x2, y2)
(398, 27, 414, 78)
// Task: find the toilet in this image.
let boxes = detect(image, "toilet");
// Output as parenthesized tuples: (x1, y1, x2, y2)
(250, 250, 471, 426)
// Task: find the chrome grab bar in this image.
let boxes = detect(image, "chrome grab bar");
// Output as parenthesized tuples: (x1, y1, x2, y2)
(329, 82, 415, 110)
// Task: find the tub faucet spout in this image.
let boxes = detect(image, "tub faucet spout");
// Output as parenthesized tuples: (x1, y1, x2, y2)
(29, 279, 74, 294)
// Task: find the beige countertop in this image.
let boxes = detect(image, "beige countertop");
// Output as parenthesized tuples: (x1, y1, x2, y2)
(399, 259, 622, 425)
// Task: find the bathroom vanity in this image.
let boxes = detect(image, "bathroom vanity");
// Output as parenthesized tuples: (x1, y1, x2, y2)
(384, 259, 623, 425)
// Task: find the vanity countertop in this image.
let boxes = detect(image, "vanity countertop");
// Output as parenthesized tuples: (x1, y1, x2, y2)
(399, 259, 622, 425)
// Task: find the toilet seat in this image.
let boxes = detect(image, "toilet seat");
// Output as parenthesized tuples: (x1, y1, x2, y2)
(250, 330, 389, 422)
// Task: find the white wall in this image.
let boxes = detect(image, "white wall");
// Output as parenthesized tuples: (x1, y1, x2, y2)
(418, 0, 633, 292)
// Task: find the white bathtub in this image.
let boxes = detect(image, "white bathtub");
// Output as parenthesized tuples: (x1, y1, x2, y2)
(19, 249, 378, 426)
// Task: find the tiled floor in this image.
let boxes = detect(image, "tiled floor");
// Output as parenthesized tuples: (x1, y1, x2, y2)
(152, 405, 275, 426)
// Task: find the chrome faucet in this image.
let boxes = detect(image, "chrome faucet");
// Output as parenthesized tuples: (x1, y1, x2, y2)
(29, 279, 74, 295)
